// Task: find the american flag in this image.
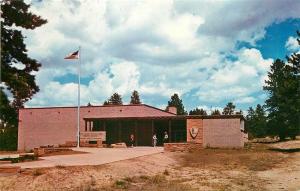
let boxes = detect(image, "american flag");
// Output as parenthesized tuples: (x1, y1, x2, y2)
(64, 50, 79, 59)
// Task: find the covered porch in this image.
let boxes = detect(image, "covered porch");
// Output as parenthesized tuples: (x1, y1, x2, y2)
(83, 117, 187, 146)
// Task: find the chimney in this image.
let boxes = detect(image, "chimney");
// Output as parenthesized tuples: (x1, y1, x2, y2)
(167, 106, 177, 115)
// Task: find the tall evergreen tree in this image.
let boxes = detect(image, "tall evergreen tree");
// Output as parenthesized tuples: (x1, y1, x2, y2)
(130, 90, 141, 104)
(167, 93, 187, 115)
(211, 109, 221, 115)
(103, 100, 110, 105)
(189, 108, 207, 115)
(285, 31, 300, 139)
(266, 30, 300, 140)
(222, 102, 236, 115)
(264, 59, 287, 139)
(0, 0, 46, 150)
(106, 93, 123, 105)
(263, 58, 299, 140)
(246, 104, 267, 138)
(1, 0, 47, 112)
(235, 110, 243, 115)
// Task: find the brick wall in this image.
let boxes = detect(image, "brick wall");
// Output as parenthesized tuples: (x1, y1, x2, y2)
(18, 107, 112, 151)
(203, 118, 245, 148)
(186, 119, 203, 146)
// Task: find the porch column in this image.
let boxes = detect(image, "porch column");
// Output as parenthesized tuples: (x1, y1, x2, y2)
(168, 120, 171, 142)
(151, 120, 154, 135)
(151, 120, 154, 146)
(134, 121, 138, 146)
(118, 121, 122, 142)
(89, 121, 92, 131)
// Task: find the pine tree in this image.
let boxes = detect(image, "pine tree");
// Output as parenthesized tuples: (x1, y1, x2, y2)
(246, 105, 267, 138)
(189, 108, 207, 115)
(167, 93, 187, 115)
(107, 93, 123, 105)
(264, 59, 295, 140)
(222, 102, 236, 115)
(103, 100, 110, 105)
(0, 0, 46, 150)
(130, 90, 141, 104)
(235, 110, 243, 115)
(1, 0, 47, 111)
(285, 31, 300, 139)
(211, 109, 221, 115)
(245, 106, 255, 138)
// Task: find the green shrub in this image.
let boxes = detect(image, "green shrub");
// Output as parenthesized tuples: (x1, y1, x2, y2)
(0, 127, 18, 151)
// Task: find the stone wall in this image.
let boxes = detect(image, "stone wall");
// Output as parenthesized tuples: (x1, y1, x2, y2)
(186, 119, 203, 145)
(164, 143, 202, 152)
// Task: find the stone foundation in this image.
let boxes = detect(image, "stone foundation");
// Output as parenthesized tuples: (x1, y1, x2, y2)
(34, 147, 74, 157)
(164, 142, 203, 152)
(80, 140, 102, 147)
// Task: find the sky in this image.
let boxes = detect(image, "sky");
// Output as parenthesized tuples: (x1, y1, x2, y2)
(21, 0, 300, 113)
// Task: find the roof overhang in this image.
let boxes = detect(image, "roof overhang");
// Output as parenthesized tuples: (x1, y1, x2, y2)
(84, 115, 245, 121)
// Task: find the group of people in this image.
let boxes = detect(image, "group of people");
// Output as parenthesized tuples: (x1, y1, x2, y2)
(152, 131, 169, 147)
(129, 131, 169, 147)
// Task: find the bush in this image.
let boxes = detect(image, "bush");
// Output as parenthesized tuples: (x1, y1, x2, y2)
(0, 127, 18, 151)
(32, 169, 43, 176)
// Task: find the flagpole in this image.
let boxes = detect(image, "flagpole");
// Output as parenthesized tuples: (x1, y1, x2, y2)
(77, 46, 81, 148)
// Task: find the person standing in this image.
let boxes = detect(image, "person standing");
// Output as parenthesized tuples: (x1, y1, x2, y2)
(130, 134, 135, 148)
(163, 131, 169, 144)
(152, 133, 157, 147)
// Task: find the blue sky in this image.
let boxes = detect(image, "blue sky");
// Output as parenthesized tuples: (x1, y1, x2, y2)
(22, 0, 300, 113)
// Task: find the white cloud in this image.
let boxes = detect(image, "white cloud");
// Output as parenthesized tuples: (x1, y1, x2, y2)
(196, 48, 273, 103)
(234, 96, 256, 104)
(27, 61, 140, 106)
(21, 0, 298, 109)
(285, 36, 300, 52)
(195, 105, 224, 115)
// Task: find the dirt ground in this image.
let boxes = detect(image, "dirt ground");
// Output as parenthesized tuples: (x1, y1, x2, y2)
(0, 141, 300, 191)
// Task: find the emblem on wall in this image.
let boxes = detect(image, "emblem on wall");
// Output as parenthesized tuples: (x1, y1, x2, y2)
(189, 127, 199, 139)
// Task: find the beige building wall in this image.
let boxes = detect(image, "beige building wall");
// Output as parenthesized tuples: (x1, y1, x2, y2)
(203, 118, 245, 148)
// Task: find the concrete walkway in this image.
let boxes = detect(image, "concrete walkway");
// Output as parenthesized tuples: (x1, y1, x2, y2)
(0, 147, 163, 169)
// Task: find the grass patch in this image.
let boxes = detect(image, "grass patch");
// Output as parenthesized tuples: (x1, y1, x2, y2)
(77, 177, 98, 191)
(109, 174, 195, 191)
(163, 169, 169, 176)
(55, 164, 66, 169)
(148, 174, 166, 184)
(0, 155, 38, 163)
(269, 148, 300, 153)
(139, 175, 149, 180)
(32, 169, 43, 176)
(114, 179, 128, 189)
(179, 144, 286, 171)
